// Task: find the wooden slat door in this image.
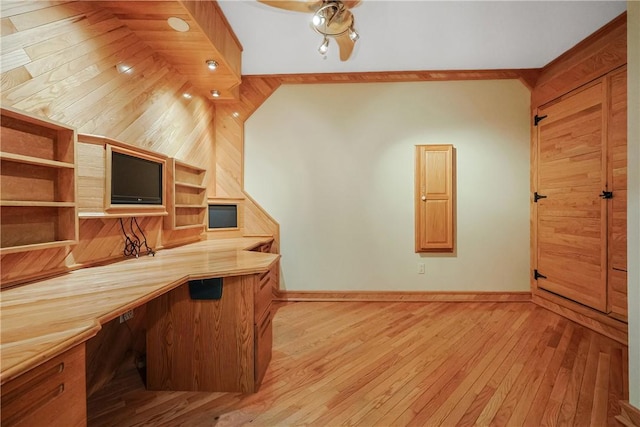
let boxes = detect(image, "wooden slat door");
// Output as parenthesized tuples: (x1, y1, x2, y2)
(415, 145, 454, 252)
(607, 66, 627, 320)
(535, 81, 608, 312)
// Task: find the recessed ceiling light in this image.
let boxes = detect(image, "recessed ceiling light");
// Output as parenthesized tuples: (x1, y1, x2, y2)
(211, 90, 220, 98)
(232, 112, 240, 118)
(182, 93, 192, 99)
(167, 17, 189, 32)
(206, 60, 218, 71)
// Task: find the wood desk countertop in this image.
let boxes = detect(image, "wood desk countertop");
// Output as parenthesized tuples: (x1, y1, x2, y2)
(0, 237, 279, 385)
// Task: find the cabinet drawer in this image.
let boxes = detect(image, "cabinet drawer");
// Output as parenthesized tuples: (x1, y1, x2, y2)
(255, 268, 273, 320)
(1, 344, 86, 427)
(254, 309, 272, 388)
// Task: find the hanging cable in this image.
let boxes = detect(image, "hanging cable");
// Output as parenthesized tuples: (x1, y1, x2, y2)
(133, 217, 155, 256)
(118, 217, 155, 258)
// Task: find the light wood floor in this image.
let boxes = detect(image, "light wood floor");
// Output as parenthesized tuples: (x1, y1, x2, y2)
(87, 301, 628, 426)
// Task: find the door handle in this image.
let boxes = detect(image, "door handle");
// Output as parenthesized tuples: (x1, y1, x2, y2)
(421, 195, 427, 201)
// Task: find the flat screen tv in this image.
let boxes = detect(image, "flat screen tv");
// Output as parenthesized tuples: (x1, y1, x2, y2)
(208, 204, 238, 229)
(111, 151, 163, 205)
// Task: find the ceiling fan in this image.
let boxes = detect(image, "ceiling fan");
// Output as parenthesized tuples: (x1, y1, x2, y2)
(258, 0, 361, 61)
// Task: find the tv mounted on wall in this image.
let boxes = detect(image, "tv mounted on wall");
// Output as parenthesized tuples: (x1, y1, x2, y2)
(111, 151, 163, 205)
(208, 204, 238, 229)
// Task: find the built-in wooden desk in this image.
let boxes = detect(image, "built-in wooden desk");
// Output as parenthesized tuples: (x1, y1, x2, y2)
(0, 237, 279, 426)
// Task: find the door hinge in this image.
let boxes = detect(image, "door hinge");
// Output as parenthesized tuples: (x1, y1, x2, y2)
(534, 269, 547, 280)
(534, 192, 547, 203)
(599, 191, 613, 199)
(534, 114, 548, 126)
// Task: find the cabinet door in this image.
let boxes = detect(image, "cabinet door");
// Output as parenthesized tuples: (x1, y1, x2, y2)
(415, 145, 454, 252)
(535, 81, 608, 312)
(147, 276, 256, 392)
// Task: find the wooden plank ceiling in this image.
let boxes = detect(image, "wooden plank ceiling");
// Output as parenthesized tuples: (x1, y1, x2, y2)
(92, 0, 242, 100)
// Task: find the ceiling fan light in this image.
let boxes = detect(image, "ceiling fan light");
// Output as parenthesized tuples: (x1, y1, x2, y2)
(349, 27, 359, 41)
(312, 13, 324, 27)
(318, 37, 329, 55)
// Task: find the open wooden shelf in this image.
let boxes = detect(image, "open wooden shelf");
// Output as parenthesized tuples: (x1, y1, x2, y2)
(1, 201, 76, 207)
(1, 107, 78, 254)
(175, 182, 206, 190)
(0, 151, 75, 169)
(165, 159, 207, 230)
(78, 211, 168, 219)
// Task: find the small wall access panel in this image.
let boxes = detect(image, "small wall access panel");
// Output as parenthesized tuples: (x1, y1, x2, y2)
(415, 144, 455, 252)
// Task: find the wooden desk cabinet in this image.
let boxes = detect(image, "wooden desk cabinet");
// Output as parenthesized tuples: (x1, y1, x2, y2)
(146, 262, 277, 393)
(1, 345, 86, 427)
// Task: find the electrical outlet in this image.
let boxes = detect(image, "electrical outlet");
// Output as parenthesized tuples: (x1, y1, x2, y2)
(119, 310, 134, 323)
(418, 263, 425, 274)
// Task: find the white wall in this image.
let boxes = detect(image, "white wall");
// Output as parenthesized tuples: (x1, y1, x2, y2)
(627, 0, 640, 407)
(245, 80, 530, 292)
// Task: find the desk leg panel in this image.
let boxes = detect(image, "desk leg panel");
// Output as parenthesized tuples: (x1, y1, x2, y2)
(146, 276, 256, 392)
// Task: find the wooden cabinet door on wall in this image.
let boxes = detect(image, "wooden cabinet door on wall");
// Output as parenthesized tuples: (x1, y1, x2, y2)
(415, 145, 454, 252)
(534, 81, 608, 312)
(607, 66, 627, 320)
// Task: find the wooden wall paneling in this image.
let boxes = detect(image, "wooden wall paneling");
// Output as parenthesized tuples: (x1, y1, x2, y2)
(72, 217, 164, 267)
(21, 9, 119, 61)
(0, 1, 76, 19)
(532, 12, 626, 108)
(243, 191, 280, 254)
(4, 31, 142, 109)
(214, 106, 244, 198)
(92, 0, 242, 100)
(212, 76, 282, 255)
(0, 1, 215, 285)
(77, 141, 106, 213)
(76, 58, 174, 135)
(111, 77, 191, 147)
(5, 2, 95, 32)
(1, 2, 97, 56)
(0, 247, 71, 287)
